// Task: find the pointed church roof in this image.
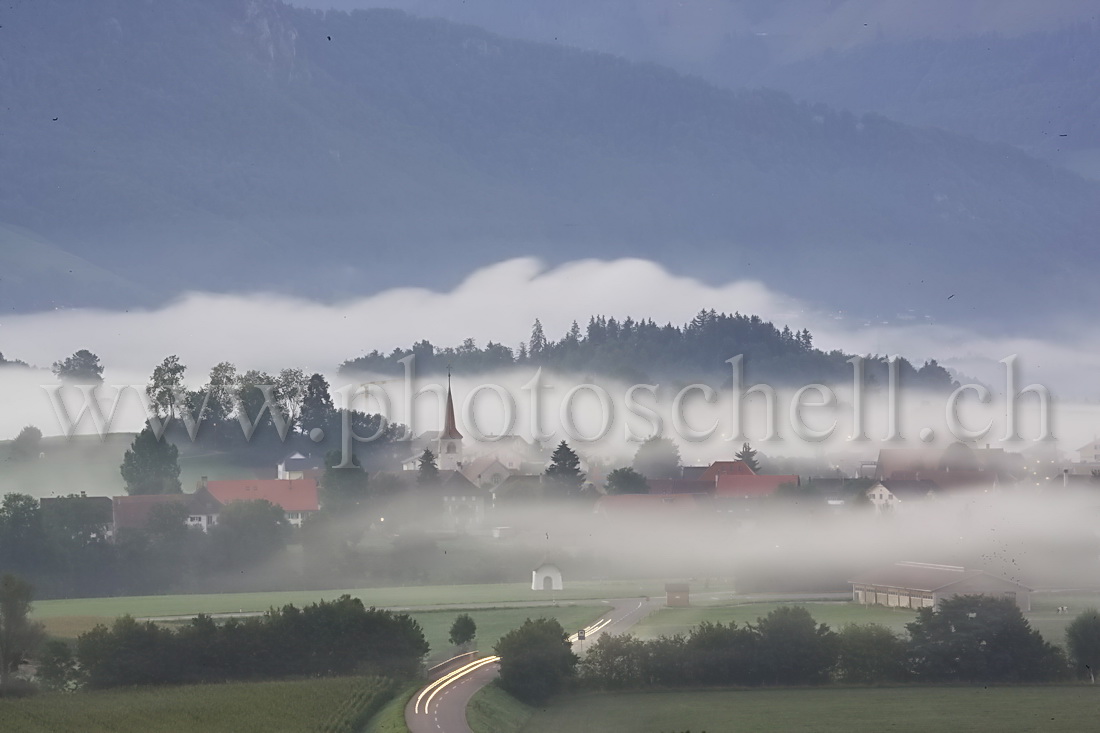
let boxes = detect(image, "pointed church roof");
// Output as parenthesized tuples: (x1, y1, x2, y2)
(441, 375, 463, 440)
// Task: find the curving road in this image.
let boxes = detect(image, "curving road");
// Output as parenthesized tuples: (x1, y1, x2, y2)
(406, 596, 665, 733)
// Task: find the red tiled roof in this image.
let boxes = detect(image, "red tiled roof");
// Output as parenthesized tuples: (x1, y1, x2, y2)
(699, 460, 755, 482)
(112, 494, 186, 531)
(713, 474, 798, 498)
(648, 478, 712, 494)
(206, 479, 319, 512)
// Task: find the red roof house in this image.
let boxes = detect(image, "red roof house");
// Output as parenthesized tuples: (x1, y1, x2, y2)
(648, 478, 712, 494)
(713, 473, 799, 499)
(698, 460, 756, 482)
(204, 478, 320, 522)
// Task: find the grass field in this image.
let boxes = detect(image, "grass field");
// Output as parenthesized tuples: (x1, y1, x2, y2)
(467, 684, 535, 733)
(411, 605, 606, 661)
(632, 601, 915, 639)
(0, 675, 381, 733)
(32, 579, 660, 620)
(631, 591, 1100, 650)
(518, 686, 1100, 733)
(40, 604, 607, 659)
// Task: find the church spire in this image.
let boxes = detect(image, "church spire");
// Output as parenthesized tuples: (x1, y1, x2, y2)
(442, 368, 462, 440)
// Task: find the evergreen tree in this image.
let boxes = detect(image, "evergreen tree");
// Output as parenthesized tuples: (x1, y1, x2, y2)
(545, 441, 585, 497)
(736, 442, 761, 473)
(120, 425, 182, 495)
(417, 448, 440, 486)
(528, 319, 547, 359)
(300, 373, 336, 436)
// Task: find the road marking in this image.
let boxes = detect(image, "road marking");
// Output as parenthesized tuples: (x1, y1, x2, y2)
(415, 656, 498, 713)
(422, 656, 500, 713)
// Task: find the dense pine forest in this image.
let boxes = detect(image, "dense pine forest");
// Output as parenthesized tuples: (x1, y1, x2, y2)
(340, 310, 957, 389)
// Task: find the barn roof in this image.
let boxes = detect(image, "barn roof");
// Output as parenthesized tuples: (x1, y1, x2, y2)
(849, 562, 1032, 592)
(205, 478, 319, 512)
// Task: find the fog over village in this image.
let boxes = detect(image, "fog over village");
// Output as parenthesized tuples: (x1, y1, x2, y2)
(2, 2, 1100, 732)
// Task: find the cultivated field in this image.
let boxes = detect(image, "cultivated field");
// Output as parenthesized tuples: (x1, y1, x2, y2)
(0, 675, 383, 733)
(516, 686, 1100, 733)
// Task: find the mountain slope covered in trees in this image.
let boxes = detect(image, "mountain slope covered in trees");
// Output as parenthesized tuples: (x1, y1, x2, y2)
(1, 0, 1097, 325)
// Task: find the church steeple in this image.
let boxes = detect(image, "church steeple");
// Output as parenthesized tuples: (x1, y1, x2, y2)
(437, 369, 463, 469)
(441, 370, 463, 440)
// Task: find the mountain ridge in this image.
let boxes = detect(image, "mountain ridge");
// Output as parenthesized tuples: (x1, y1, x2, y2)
(1, 0, 1097, 326)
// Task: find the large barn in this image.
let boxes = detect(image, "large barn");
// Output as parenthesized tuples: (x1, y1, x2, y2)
(850, 561, 1032, 611)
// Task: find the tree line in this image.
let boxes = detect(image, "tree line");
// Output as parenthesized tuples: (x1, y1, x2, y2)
(39, 595, 427, 691)
(579, 599, 1070, 691)
(494, 598, 1100, 706)
(339, 310, 958, 388)
(0, 490, 293, 599)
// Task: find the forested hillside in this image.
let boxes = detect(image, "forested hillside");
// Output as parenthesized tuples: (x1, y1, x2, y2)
(1, 0, 1097, 324)
(340, 310, 956, 388)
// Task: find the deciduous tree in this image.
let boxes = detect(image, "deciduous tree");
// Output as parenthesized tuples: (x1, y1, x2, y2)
(604, 467, 649, 495)
(1066, 608, 1100, 682)
(51, 349, 104, 384)
(632, 437, 681, 479)
(449, 613, 477, 648)
(495, 618, 578, 704)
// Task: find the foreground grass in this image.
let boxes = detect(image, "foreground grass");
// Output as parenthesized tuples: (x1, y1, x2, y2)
(363, 683, 419, 733)
(32, 580, 660, 620)
(520, 686, 1100, 733)
(467, 684, 536, 733)
(0, 676, 373, 733)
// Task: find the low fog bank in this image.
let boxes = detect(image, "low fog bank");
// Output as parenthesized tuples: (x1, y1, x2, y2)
(269, 486, 1100, 596)
(0, 360, 1089, 473)
(442, 490, 1100, 592)
(1, 256, 1097, 402)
